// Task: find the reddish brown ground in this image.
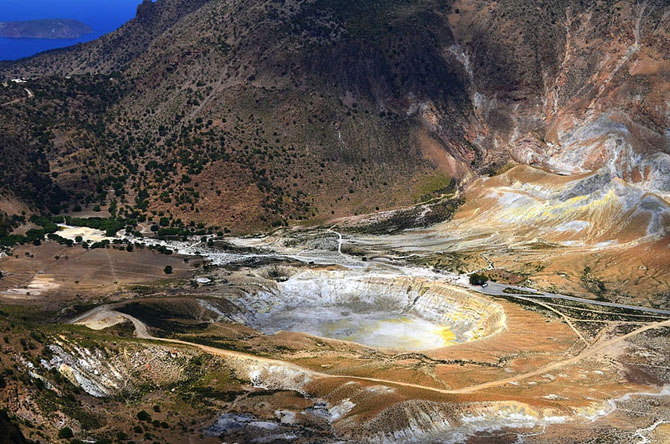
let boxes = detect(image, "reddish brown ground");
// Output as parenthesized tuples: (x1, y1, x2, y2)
(0, 241, 195, 307)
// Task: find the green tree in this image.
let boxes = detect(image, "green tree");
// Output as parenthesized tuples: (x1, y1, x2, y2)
(469, 273, 488, 286)
(136, 410, 151, 422)
(58, 427, 74, 439)
(163, 265, 173, 275)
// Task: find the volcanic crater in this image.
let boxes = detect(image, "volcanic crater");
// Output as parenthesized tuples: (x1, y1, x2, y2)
(234, 269, 507, 351)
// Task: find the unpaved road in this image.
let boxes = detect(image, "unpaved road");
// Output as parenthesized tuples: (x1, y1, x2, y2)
(120, 228, 670, 316)
(71, 305, 150, 338)
(328, 227, 345, 256)
(1, 88, 33, 107)
(71, 306, 670, 396)
(511, 294, 590, 346)
(452, 317, 670, 394)
(470, 281, 670, 316)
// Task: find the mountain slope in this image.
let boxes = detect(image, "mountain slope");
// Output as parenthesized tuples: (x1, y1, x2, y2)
(0, 411, 28, 444)
(0, 0, 210, 76)
(0, 0, 669, 235)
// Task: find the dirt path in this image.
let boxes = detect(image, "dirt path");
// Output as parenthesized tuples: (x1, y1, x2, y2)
(450, 318, 670, 394)
(160, 318, 670, 395)
(104, 249, 119, 282)
(328, 227, 345, 256)
(0, 88, 33, 107)
(508, 295, 590, 346)
(480, 253, 494, 271)
(472, 281, 670, 315)
(71, 307, 670, 396)
(1, 97, 24, 107)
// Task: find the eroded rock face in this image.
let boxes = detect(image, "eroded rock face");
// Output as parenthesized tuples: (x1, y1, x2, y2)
(450, 164, 670, 247)
(39, 339, 194, 398)
(444, 2, 670, 249)
(344, 399, 570, 444)
(232, 269, 505, 351)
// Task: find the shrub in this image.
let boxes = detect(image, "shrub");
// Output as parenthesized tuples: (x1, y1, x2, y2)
(58, 427, 74, 439)
(66, 216, 125, 236)
(163, 266, 173, 275)
(469, 273, 488, 286)
(136, 410, 151, 422)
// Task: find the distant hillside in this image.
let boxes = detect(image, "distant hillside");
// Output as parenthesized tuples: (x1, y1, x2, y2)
(0, 19, 92, 39)
(0, 0, 669, 234)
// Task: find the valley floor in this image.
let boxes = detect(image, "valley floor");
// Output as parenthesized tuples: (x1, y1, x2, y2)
(1, 212, 669, 443)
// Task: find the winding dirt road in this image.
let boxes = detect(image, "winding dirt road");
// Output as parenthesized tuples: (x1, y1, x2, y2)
(328, 227, 345, 256)
(71, 306, 670, 396)
(1, 87, 33, 107)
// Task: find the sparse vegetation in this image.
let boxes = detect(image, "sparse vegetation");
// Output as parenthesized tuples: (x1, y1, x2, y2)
(352, 197, 463, 234)
(0, 1, 669, 443)
(581, 266, 607, 300)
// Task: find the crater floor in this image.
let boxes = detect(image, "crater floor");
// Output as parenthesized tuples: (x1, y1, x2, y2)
(233, 270, 506, 351)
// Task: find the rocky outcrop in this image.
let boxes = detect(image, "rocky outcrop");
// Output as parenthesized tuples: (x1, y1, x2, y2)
(452, 164, 670, 247)
(38, 339, 196, 398)
(356, 399, 570, 444)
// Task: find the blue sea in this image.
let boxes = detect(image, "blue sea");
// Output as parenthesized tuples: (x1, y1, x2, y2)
(0, 0, 143, 61)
